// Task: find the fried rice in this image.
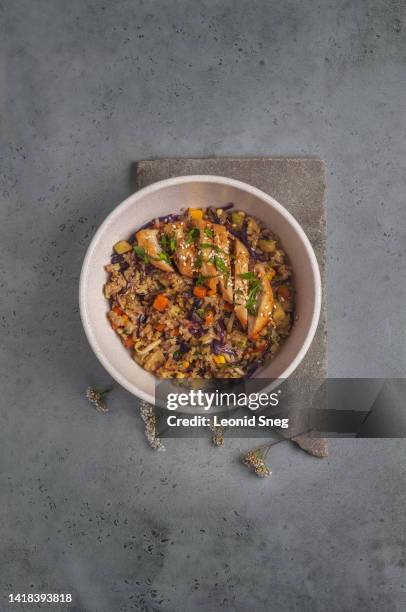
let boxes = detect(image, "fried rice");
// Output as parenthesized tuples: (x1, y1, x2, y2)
(103, 204, 295, 379)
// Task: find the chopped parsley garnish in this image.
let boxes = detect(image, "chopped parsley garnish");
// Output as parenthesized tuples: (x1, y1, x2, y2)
(173, 350, 181, 360)
(215, 246, 227, 255)
(195, 255, 203, 269)
(204, 227, 214, 239)
(196, 273, 216, 285)
(185, 227, 200, 244)
(160, 233, 177, 254)
(200, 242, 214, 249)
(212, 255, 228, 276)
(133, 245, 149, 263)
(238, 271, 258, 280)
(156, 251, 172, 264)
(245, 277, 262, 315)
(196, 273, 208, 285)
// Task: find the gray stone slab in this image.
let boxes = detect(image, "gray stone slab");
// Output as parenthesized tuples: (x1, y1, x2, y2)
(136, 157, 327, 378)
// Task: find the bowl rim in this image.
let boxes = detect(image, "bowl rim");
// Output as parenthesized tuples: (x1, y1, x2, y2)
(79, 174, 322, 403)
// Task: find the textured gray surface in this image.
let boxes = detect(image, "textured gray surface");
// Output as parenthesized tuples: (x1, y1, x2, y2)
(1, 1, 406, 611)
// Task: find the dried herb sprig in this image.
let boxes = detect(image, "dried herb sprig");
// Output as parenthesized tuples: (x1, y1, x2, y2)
(243, 445, 273, 478)
(86, 386, 114, 412)
(243, 429, 319, 477)
(139, 400, 165, 451)
(209, 421, 226, 446)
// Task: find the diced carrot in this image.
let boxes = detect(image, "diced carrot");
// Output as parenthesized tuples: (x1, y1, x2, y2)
(223, 301, 233, 312)
(278, 286, 291, 300)
(173, 328, 180, 336)
(188, 208, 203, 220)
(204, 310, 214, 326)
(110, 322, 118, 330)
(113, 305, 125, 316)
(206, 277, 217, 293)
(152, 294, 169, 311)
(123, 336, 134, 348)
(155, 323, 165, 332)
(193, 285, 207, 298)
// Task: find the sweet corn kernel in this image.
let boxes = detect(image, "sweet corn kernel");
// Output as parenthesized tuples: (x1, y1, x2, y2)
(188, 208, 203, 220)
(213, 354, 226, 365)
(113, 240, 132, 254)
(182, 360, 190, 369)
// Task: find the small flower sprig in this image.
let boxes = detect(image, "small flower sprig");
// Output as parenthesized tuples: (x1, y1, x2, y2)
(243, 444, 273, 478)
(209, 421, 226, 447)
(86, 386, 114, 412)
(139, 400, 165, 451)
(243, 429, 317, 478)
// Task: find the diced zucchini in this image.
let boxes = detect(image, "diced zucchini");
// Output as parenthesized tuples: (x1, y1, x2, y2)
(273, 303, 287, 325)
(267, 267, 276, 281)
(258, 239, 277, 253)
(113, 240, 132, 254)
(231, 211, 245, 226)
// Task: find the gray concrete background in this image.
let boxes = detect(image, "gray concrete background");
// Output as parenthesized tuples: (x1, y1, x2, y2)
(1, 1, 405, 611)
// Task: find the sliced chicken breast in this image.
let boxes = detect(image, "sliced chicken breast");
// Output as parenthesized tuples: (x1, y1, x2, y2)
(164, 221, 196, 278)
(193, 219, 218, 292)
(234, 239, 249, 328)
(248, 263, 274, 339)
(135, 229, 174, 273)
(213, 224, 233, 303)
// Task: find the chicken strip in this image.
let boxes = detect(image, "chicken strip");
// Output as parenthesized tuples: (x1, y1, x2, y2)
(164, 221, 196, 278)
(213, 224, 233, 303)
(248, 263, 274, 339)
(193, 219, 218, 292)
(234, 239, 249, 328)
(135, 229, 174, 273)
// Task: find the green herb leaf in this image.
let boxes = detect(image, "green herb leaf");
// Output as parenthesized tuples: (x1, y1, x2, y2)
(169, 235, 177, 253)
(173, 350, 181, 360)
(195, 255, 203, 269)
(133, 245, 149, 263)
(196, 273, 217, 285)
(195, 273, 208, 285)
(159, 233, 177, 256)
(239, 272, 258, 280)
(156, 252, 171, 264)
(185, 227, 200, 245)
(204, 227, 214, 239)
(213, 255, 228, 275)
(200, 242, 214, 249)
(245, 279, 262, 315)
(215, 246, 227, 255)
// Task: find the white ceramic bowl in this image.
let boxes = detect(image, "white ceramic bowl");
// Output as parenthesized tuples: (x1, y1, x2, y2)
(80, 175, 321, 404)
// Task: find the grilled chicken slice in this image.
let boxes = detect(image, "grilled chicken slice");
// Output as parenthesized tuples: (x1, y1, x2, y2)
(234, 239, 249, 328)
(213, 224, 233, 303)
(248, 263, 274, 339)
(164, 221, 195, 278)
(193, 219, 218, 292)
(135, 229, 174, 273)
